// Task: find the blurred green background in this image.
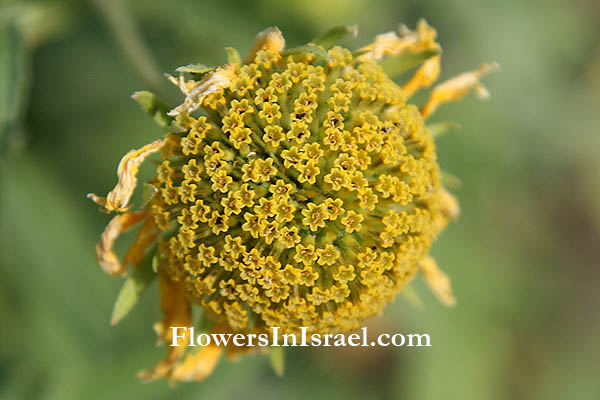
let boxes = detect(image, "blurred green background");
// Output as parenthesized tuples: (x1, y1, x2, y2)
(1, 0, 599, 399)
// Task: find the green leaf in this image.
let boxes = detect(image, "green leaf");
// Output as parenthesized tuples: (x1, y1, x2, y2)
(176, 63, 214, 75)
(141, 183, 158, 207)
(379, 49, 440, 78)
(131, 91, 172, 127)
(268, 346, 285, 377)
(282, 44, 330, 62)
(312, 25, 357, 49)
(426, 122, 461, 139)
(110, 251, 157, 325)
(225, 47, 241, 65)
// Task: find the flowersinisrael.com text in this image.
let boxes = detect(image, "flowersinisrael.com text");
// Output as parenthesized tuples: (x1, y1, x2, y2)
(170, 327, 431, 347)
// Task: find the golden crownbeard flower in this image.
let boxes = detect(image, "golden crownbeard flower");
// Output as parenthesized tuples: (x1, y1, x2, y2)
(88, 21, 496, 383)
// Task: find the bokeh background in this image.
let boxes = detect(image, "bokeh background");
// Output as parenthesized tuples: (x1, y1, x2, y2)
(1, 0, 599, 399)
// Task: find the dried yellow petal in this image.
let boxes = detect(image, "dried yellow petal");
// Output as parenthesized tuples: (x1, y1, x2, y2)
(402, 55, 441, 98)
(434, 188, 460, 232)
(421, 62, 499, 119)
(357, 19, 439, 62)
(440, 188, 460, 220)
(167, 63, 238, 116)
(95, 211, 147, 276)
(357, 32, 407, 62)
(170, 345, 223, 383)
(248, 26, 285, 61)
(88, 139, 166, 212)
(123, 216, 161, 267)
(420, 256, 455, 306)
(358, 20, 441, 99)
(138, 272, 192, 381)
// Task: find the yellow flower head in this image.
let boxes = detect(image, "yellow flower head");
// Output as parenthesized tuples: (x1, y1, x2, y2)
(88, 22, 495, 383)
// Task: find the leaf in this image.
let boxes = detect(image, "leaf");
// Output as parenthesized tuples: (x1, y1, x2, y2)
(141, 183, 158, 207)
(225, 47, 241, 65)
(282, 44, 330, 62)
(110, 250, 157, 325)
(312, 25, 357, 49)
(131, 91, 172, 127)
(268, 346, 285, 377)
(426, 122, 461, 139)
(176, 63, 214, 75)
(379, 49, 440, 78)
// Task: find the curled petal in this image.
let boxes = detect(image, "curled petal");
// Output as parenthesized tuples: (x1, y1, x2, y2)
(357, 31, 404, 62)
(123, 216, 161, 267)
(167, 323, 258, 383)
(440, 188, 460, 221)
(167, 64, 237, 116)
(248, 26, 285, 61)
(88, 139, 166, 212)
(420, 62, 499, 119)
(154, 272, 192, 347)
(434, 188, 460, 233)
(402, 55, 441, 98)
(170, 345, 223, 383)
(357, 19, 440, 62)
(96, 211, 148, 276)
(139, 272, 192, 381)
(420, 256, 455, 306)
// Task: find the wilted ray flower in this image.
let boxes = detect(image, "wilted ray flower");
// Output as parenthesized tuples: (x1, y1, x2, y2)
(88, 21, 495, 383)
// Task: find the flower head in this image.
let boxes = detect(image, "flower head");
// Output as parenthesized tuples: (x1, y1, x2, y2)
(88, 22, 495, 383)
